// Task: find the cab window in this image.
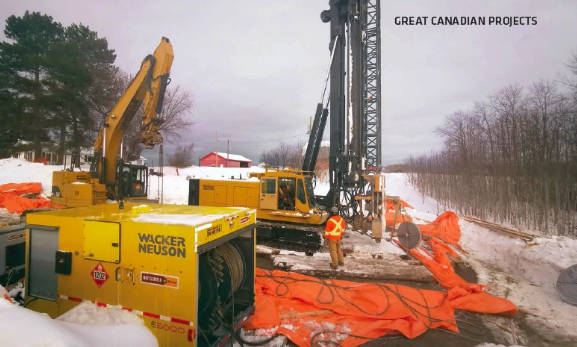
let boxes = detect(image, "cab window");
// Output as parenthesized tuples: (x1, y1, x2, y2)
(261, 178, 276, 194)
(297, 179, 306, 204)
(278, 177, 296, 210)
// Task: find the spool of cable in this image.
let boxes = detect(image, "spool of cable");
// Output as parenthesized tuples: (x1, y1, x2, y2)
(214, 242, 245, 293)
(198, 241, 247, 337)
(556, 264, 577, 306)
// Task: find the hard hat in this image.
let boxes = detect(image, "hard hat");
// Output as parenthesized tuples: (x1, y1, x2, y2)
(330, 206, 339, 214)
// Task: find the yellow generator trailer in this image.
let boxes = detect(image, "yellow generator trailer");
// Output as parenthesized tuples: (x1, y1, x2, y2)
(25, 202, 256, 347)
(188, 168, 329, 254)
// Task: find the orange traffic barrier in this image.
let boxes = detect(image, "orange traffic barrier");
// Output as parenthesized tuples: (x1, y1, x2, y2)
(0, 182, 52, 214)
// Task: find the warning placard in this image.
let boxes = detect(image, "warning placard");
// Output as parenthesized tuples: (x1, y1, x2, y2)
(141, 271, 179, 289)
(91, 263, 109, 288)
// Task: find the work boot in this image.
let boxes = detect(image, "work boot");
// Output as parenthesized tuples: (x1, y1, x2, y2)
(338, 262, 344, 266)
(330, 263, 338, 269)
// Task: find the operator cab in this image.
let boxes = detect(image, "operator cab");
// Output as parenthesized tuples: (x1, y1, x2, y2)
(261, 172, 317, 213)
(116, 162, 148, 198)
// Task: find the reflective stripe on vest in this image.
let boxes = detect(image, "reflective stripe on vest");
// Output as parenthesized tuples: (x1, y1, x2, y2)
(325, 216, 345, 239)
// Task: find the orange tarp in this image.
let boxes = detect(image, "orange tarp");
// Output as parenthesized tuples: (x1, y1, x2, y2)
(0, 182, 52, 214)
(245, 208, 518, 346)
(417, 211, 462, 249)
(246, 269, 517, 347)
(384, 198, 413, 226)
(0, 183, 43, 195)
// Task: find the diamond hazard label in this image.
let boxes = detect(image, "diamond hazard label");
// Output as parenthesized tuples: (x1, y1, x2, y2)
(91, 263, 109, 288)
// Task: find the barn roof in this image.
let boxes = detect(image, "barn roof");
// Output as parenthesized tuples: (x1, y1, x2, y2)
(205, 152, 252, 162)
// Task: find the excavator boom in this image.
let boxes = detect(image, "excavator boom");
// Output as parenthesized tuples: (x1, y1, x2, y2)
(93, 37, 174, 190)
(52, 37, 174, 207)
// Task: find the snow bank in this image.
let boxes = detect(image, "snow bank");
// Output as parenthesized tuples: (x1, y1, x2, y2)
(0, 297, 156, 347)
(388, 173, 577, 343)
(460, 221, 577, 293)
(384, 173, 448, 216)
(384, 173, 577, 293)
(58, 301, 145, 326)
(0, 158, 58, 197)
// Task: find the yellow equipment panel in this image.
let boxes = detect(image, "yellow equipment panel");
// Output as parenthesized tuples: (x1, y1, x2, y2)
(83, 221, 120, 263)
(25, 202, 257, 347)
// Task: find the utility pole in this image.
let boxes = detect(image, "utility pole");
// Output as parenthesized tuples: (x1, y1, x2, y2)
(227, 139, 230, 168)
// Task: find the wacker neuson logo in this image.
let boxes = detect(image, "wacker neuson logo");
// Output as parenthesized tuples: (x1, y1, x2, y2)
(138, 233, 186, 258)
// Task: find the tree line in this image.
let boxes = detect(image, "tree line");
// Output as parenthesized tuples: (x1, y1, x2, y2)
(407, 54, 577, 236)
(0, 11, 193, 165)
(260, 141, 305, 169)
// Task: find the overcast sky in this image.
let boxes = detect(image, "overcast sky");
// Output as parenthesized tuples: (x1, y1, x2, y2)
(2, 1, 577, 165)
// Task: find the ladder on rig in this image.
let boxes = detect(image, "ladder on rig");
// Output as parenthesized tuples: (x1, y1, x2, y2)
(362, 0, 382, 170)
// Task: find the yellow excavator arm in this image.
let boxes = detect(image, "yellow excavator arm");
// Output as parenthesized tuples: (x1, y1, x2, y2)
(93, 37, 174, 188)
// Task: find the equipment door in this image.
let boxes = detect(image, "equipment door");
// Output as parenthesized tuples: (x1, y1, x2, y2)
(295, 178, 309, 213)
(28, 225, 59, 301)
(83, 221, 120, 263)
(259, 178, 277, 210)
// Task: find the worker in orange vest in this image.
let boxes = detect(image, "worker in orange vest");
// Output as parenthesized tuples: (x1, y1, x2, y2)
(325, 206, 346, 269)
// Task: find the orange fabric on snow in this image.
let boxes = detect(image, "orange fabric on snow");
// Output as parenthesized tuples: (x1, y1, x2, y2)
(246, 210, 518, 346)
(0, 182, 52, 214)
(385, 198, 412, 210)
(384, 198, 413, 226)
(246, 268, 456, 347)
(408, 213, 517, 314)
(417, 211, 462, 248)
(246, 268, 517, 347)
(0, 183, 43, 195)
(407, 242, 471, 290)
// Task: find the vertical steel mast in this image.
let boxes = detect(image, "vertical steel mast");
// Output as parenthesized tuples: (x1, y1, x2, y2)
(317, 0, 382, 218)
(362, 0, 381, 170)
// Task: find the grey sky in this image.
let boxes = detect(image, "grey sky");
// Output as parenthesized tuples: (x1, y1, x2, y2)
(2, 1, 577, 165)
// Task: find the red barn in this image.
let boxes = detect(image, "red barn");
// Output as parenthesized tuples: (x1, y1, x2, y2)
(199, 152, 252, 168)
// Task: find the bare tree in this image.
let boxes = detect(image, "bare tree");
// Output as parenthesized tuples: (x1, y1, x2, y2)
(157, 85, 193, 142)
(407, 71, 577, 236)
(120, 82, 193, 161)
(167, 143, 194, 168)
(260, 141, 304, 169)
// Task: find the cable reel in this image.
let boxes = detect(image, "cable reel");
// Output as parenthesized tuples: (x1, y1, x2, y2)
(198, 241, 247, 334)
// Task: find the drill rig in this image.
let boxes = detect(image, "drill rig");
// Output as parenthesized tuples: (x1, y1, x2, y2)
(51, 37, 174, 207)
(304, 0, 385, 235)
(189, 0, 384, 253)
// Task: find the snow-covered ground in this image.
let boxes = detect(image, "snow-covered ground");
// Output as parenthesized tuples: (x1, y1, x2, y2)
(1, 159, 576, 345)
(0, 296, 156, 347)
(0, 158, 61, 197)
(385, 173, 577, 345)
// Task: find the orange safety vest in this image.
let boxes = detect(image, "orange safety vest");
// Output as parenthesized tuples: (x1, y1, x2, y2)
(324, 215, 346, 240)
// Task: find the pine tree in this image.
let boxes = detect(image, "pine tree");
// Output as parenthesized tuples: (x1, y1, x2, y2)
(0, 11, 63, 158)
(0, 12, 117, 165)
